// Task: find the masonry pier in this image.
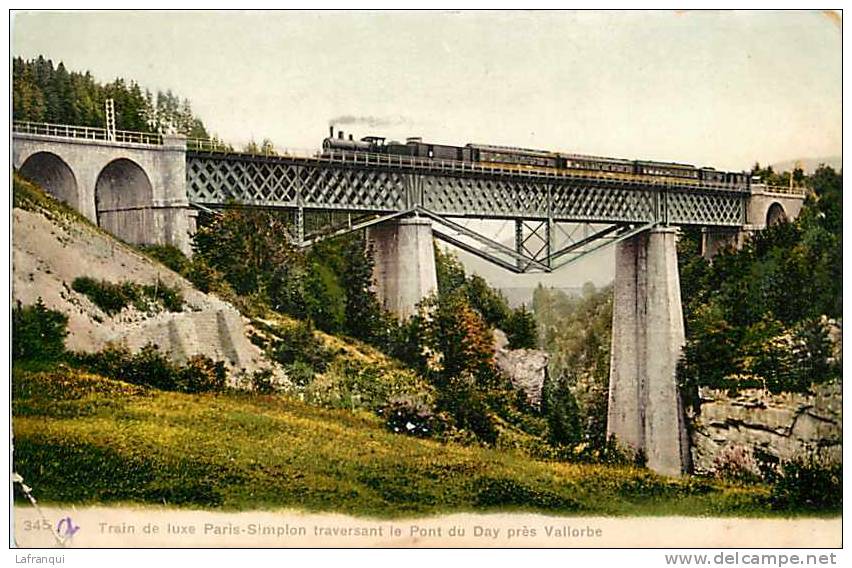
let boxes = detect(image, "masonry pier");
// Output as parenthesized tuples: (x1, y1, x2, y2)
(607, 227, 690, 476)
(700, 226, 745, 259)
(366, 216, 438, 320)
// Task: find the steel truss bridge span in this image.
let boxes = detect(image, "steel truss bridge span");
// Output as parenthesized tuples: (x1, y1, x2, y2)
(187, 149, 747, 273)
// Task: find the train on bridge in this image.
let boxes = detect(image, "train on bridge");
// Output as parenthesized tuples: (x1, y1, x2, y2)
(323, 127, 750, 188)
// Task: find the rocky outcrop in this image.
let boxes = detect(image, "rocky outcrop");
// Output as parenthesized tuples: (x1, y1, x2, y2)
(12, 206, 276, 383)
(493, 329, 549, 407)
(690, 382, 842, 474)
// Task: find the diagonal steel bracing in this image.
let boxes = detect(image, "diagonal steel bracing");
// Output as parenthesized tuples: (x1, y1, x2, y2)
(515, 219, 551, 271)
(432, 228, 528, 274)
(417, 207, 551, 272)
(549, 224, 621, 264)
(183, 150, 749, 272)
(549, 222, 658, 271)
(299, 209, 415, 247)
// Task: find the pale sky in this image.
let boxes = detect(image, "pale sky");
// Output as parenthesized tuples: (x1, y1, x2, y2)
(11, 10, 842, 292)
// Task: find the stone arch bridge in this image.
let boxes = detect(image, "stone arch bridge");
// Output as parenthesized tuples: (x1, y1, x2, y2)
(12, 122, 806, 478)
(13, 125, 191, 252)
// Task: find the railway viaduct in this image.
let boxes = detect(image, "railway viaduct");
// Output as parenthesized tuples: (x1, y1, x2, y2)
(12, 122, 806, 477)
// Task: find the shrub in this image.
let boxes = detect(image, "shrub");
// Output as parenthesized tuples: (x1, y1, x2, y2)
(101, 344, 177, 391)
(379, 395, 446, 438)
(302, 357, 438, 424)
(712, 445, 762, 484)
(142, 279, 184, 313)
(385, 315, 423, 369)
(184, 258, 233, 296)
(72, 276, 137, 316)
(177, 355, 227, 393)
(306, 360, 386, 410)
(71, 276, 183, 316)
(249, 368, 277, 394)
(75, 343, 227, 393)
(269, 319, 333, 371)
(285, 361, 317, 388)
(769, 452, 842, 512)
(138, 244, 190, 274)
(12, 299, 68, 362)
(419, 292, 499, 388)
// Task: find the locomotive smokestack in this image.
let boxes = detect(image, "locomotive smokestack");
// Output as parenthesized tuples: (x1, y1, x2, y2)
(329, 125, 334, 138)
(338, 130, 343, 139)
(349, 134, 353, 141)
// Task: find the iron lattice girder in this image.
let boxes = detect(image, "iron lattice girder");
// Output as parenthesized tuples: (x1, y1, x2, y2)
(185, 152, 748, 272)
(186, 152, 747, 226)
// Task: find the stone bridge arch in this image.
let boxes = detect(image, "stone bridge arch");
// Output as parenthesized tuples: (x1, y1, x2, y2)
(95, 158, 155, 243)
(19, 151, 80, 210)
(12, 132, 192, 254)
(766, 202, 787, 226)
(746, 187, 804, 231)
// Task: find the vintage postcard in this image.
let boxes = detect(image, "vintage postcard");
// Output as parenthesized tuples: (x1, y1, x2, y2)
(7, 8, 843, 555)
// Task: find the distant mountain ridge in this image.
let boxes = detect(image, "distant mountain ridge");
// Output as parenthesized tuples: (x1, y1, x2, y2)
(770, 156, 841, 174)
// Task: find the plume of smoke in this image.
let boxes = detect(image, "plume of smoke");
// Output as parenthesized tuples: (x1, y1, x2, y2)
(328, 115, 411, 128)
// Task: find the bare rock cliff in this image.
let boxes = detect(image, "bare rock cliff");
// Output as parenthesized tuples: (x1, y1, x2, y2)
(690, 382, 842, 474)
(12, 206, 275, 382)
(493, 329, 549, 407)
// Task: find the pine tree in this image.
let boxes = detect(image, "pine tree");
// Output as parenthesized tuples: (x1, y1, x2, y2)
(504, 304, 537, 349)
(52, 62, 76, 124)
(341, 234, 383, 342)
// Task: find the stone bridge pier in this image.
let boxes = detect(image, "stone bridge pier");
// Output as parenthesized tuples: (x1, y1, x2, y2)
(607, 227, 691, 476)
(13, 132, 193, 255)
(366, 216, 438, 320)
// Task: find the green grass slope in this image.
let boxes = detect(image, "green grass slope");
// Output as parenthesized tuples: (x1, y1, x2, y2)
(13, 367, 780, 518)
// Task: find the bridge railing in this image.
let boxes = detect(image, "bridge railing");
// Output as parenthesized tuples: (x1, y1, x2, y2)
(185, 137, 280, 154)
(758, 184, 807, 197)
(13, 121, 163, 145)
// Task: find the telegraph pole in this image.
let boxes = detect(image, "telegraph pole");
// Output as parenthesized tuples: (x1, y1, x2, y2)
(104, 98, 116, 141)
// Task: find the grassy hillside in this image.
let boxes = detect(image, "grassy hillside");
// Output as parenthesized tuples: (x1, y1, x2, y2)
(13, 172, 836, 519)
(13, 366, 784, 518)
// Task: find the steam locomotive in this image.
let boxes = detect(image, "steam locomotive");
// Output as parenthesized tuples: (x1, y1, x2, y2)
(322, 127, 749, 187)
